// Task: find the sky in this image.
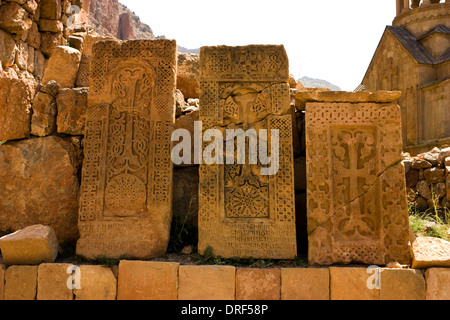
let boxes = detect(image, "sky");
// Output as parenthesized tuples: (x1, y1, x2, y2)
(119, 0, 397, 91)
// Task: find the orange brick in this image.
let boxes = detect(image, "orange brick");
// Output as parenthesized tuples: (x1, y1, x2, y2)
(281, 268, 329, 300)
(117, 260, 178, 300)
(236, 268, 280, 300)
(5, 266, 38, 300)
(426, 268, 450, 300)
(178, 265, 235, 300)
(74, 265, 117, 300)
(330, 267, 380, 300)
(380, 268, 425, 300)
(37, 263, 73, 300)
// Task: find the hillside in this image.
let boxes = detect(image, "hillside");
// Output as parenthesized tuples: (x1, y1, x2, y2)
(299, 76, 341, 91)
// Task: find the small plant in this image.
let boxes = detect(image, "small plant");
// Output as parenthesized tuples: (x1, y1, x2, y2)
(93, 255, 127, 268)
(293, 256, 308, 267)
(0, 140, 6, 146)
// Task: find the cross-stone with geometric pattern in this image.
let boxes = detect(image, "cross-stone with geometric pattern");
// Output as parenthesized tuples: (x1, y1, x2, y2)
(76, 40, 177, 260)
(302, 91, 412, 266)
(198, 45, 297, 259)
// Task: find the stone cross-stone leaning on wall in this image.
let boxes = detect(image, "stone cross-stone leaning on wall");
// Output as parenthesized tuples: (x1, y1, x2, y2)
(197, 45, 297, 259)
(76, 39, 177, 260)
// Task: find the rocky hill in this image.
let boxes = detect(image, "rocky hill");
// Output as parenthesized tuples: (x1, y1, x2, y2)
(88, 0, 198, 53)
(298, 76, 341, 91)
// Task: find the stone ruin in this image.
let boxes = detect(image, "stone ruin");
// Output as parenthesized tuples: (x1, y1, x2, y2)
(0, 0, 449, 271)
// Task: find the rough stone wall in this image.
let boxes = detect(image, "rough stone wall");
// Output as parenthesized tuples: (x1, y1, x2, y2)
(404, 146, 450, 213)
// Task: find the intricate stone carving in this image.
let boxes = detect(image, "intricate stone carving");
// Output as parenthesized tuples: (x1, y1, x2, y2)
(198, 45, 297, 259)
(77, 40, 177, 260)
(305, 98, 411, 266)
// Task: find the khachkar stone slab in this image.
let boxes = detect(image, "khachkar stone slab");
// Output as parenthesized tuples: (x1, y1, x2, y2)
(76, 40, 177, 260)
(304, 91, 411, 265)
(198, 45, 297, 259)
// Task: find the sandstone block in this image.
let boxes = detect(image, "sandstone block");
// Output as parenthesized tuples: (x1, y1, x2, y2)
(40, 0, 62, 20)
(25, 22, 40, 49)
(37, 263, 73, 300)
(411, 237, 450, 269)
(117, 261, 178, 300)
(236, 268, 280, 300)
(40, 32, 65, 57)
(416, 180, 432, 200)
(31, 91, 57, 137)
(379, 269, 426, 300)
(424, 168, 446, 184)
(23, 0, 38, 15)
(4, 266, 37, 300)
(0, 2, 32, 34)
(0, 77, 32, 141)
(411, 159, 432, 170)
(0, 28, 17, 67)
(178, 265, 235, 300)
(33, 49, 45, 79)
(74, 265, 117, 300)
(39, 19, 63, 33)
(40, 80, 61, 96)
(56, 87, 88, 135)
(177, 53, 200, 99)
(330, 267, 379, 300)
(425, 268, 450, 300)
(281, 268, 329, 300)
(0, 225, 59, 265)
(447, 175, 450, 201)
(42, 46, 81, 88)
(0, 136, 80, 241)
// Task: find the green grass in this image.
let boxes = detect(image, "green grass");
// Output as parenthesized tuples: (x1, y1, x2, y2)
(408, 191, 450, 241)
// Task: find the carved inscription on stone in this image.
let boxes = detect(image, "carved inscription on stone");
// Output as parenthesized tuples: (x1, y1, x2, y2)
(77, 40, 177, 259)
(198, 45, 297, 259)
(306, 101, 411, 265)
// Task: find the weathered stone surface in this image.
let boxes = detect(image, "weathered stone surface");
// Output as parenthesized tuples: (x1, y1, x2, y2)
(425, 268, 450, 300)
(40, 80, 61, 96)
(40, 0, 62, 20)
(330, 267, 379, 300)
(178, 265, 235, 300)
(33, 49, 45, 79)
(447, 175, 450, 201)
(76, 40, 177, 260)
(40, 32, 65, 57)
(0, 2, 32, 34)
(4, 265, 37, 300)
(39, 19, 63, 33)
(56, 87, 88, 135)
(424, 167, 446, 184)
(0, 77, 32, 141)
(42, 46, 82, 88)
(0, 29, 17, 67)
(25, 22, 40, 49)
(37, 263, 73, 300)
(281, 268, 329, 300)
(411, 159, 432, 170)
(117, 261, 178, 300)
(306, 98, 411, 266)
(411, 237, 450, 269)
(295, 90, 402, 111)
(236, 268, 280, 300)
(416, 180, 432, 200)
(31, 91, 57, 137)
(74, 265, 117, 300)
(198, 45, 297, 259)
(0, 225, 59, 265)
(379, 269, 426, 300)
(177, 53, 199, 99)
(0, 136, 80, 241)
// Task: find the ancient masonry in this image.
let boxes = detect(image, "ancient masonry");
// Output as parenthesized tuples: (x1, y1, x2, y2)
(197, 45, 297, 259)
(300, 91, 411, 265)
(76, 40, 177, 259)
